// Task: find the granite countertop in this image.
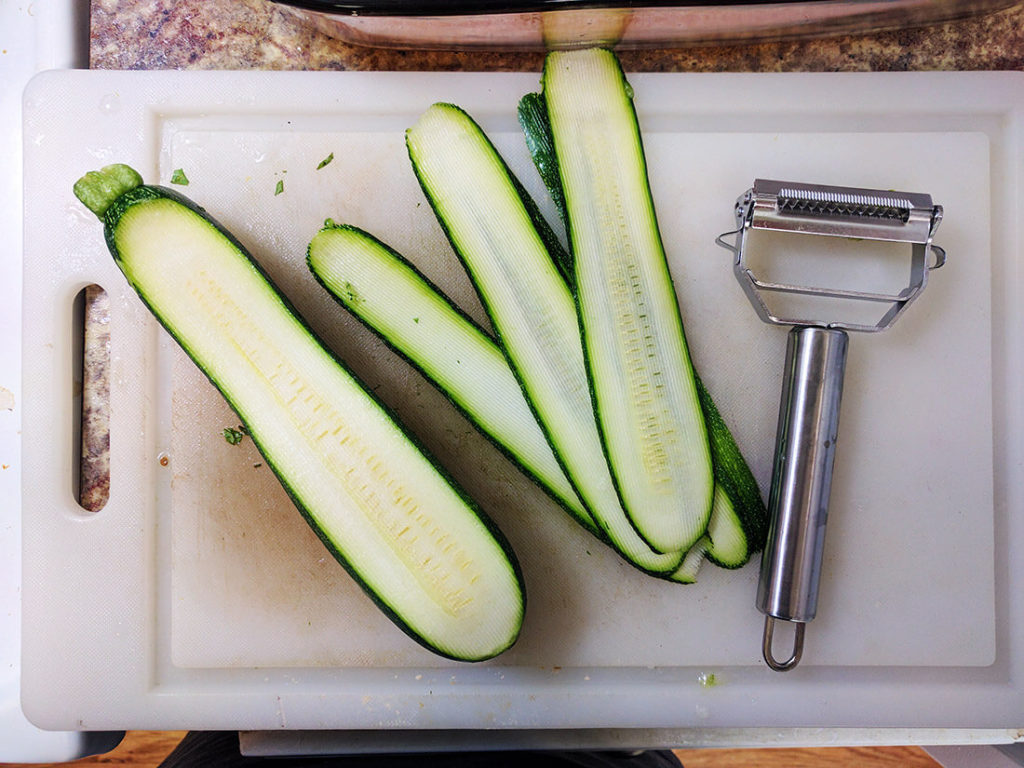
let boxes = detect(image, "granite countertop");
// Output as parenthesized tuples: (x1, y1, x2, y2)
(91, 0, 1024, 72)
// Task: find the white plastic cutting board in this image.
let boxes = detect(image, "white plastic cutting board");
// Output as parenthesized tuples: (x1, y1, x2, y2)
(20, 70, 1024, 732)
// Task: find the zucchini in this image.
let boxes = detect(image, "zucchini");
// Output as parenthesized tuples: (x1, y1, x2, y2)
(407, 103, 683, 575)
(73, 164, 524, 662)
(692, 377, 767, 570)
(543, 48, 714, 555)
(669, 384, 765, 583)
(519, 78, 767, 573)
(671, 405, 761, 585)
(306, 222, 597, 537)
(518, 93, 568, 235)
(306, 225, 764, 584)
(669, 487, 743, 584)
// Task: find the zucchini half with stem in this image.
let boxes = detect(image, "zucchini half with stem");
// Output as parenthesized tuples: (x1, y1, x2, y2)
(543, 48, 714, 555)
(73, 164, 524, 662)
(407, 103, 684, 575)
(518, 83, 766, 577)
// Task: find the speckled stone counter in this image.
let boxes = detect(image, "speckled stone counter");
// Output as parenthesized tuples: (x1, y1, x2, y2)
(91, 0, 1024, 72)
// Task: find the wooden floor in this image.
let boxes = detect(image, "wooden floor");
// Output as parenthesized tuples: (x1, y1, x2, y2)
(1, 731, 941, 767)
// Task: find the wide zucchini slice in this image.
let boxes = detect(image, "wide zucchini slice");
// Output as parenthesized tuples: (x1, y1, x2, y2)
(73, 164, 524, 662)
(307, 222, 596, 536)
(543, 48, 714, 554)
(519, 83, 766, 575)
(407, 104, 683, 575)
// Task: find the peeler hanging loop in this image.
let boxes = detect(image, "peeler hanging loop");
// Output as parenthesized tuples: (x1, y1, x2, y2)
(762, 615, 805, 672)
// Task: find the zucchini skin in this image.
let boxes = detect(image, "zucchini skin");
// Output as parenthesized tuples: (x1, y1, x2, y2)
(518, 74, 766, 571)
(307, 222, 600, 538)
(695, 378, 767, 567)
(91, 175, 524, 661)
(518, 92, 570, 244)
(517, 92, 573, 290)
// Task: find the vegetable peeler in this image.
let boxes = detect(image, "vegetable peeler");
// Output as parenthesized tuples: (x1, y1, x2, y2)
(716, 179, 946, 671)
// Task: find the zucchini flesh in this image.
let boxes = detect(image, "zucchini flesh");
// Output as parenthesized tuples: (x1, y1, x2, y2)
(74, 165, 524, 662)
(407, 104, 683, 575)
(519, 84, 767, 575)
(543, 48, 713, 554)
(306, 223, 596, 536)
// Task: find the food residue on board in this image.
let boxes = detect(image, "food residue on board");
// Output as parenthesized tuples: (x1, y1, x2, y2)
(697, 672, 718, 688)
(223, 425, 249, 445)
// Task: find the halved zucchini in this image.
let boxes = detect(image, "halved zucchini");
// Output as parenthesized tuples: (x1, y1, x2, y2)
(73, 164, 524, 661)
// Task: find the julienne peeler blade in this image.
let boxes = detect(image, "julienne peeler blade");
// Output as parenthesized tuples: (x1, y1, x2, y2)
(716, 179, 946, 672)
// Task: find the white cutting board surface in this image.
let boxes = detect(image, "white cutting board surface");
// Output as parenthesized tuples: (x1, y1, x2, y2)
(20, 69, 1024, 732)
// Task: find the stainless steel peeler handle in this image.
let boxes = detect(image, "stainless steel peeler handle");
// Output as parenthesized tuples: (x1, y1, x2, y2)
(757, 325, 849, 671)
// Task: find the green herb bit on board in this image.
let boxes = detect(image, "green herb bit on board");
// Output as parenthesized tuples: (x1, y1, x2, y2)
(223, 425, 248, 445)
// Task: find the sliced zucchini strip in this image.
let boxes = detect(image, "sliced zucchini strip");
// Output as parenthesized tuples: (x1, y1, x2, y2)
(669, 486, 750, 584)
(543, 48, 714, 554)
(695, 377, 767, 568)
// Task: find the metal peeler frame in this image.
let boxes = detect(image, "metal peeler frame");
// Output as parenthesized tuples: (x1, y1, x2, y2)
(716, 179, 946, 671)
(717, 179, 946, 333)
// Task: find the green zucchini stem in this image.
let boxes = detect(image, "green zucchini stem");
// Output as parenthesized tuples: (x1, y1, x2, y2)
(73, 163, 144, 218)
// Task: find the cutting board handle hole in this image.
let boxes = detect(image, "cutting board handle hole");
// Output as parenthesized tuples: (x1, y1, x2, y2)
(73, 284, 110, 514)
